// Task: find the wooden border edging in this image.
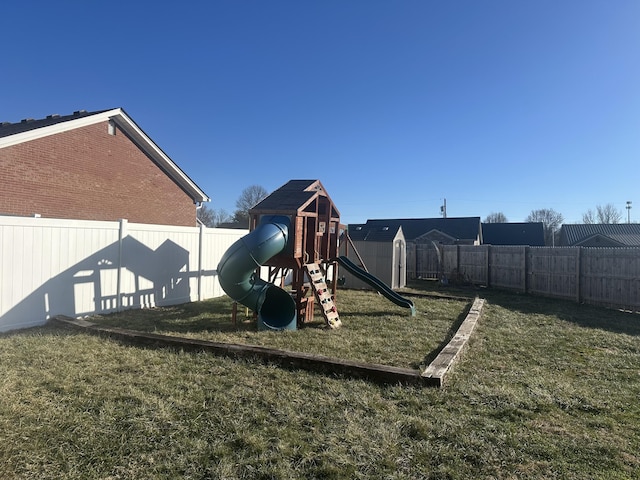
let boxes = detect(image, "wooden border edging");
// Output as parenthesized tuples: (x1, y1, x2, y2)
(52, 298, 485, 388)
(51, 316, 433, 387)
(421, 297, 485, 387)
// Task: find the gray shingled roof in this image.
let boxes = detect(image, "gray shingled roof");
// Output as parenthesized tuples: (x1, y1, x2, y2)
(348, 224, 402, 242)
(560, 224, 640, 246)
(0, 110, 110, 138)
(482, 222, 545, 246)
(250, 180, 339, 216)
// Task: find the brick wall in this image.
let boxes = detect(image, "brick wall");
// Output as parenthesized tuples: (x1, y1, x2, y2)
(0, 121, 198, 226)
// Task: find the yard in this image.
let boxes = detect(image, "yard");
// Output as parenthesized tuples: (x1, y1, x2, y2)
(1, 283, 639, 479)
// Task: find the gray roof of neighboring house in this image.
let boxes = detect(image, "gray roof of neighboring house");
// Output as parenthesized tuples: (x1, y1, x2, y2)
(349, 217, 481, 243)
(481, 222, 545, 246)
(559, 224, 640, 246)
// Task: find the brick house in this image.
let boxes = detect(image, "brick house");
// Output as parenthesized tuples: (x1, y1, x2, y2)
(0, 108, 209, 226)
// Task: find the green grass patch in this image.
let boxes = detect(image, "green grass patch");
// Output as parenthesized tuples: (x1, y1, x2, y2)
(1, 282, 639, 479)
(87, 288, 468, 370)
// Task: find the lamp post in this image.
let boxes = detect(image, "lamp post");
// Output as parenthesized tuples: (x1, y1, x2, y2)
(627, 201, 632, 224)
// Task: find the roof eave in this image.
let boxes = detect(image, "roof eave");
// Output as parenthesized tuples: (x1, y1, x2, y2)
(0, 108, 210, 203)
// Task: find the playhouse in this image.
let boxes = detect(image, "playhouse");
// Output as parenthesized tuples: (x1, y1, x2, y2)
(217, 180, 342, 330)
(249, 179, 342, 327)
(216, 179, 415, 331)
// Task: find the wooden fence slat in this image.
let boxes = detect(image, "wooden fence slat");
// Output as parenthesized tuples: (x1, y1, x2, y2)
(414, 245, 640, 312)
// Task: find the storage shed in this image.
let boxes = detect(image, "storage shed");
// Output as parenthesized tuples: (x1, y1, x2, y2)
(342, 224, 407, 290)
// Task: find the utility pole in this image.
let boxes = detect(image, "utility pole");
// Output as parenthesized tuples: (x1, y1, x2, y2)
(440, 198, 447, 218)
(627, 201, 632, 223)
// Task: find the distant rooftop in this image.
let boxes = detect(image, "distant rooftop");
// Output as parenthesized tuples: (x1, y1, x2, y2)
(560, 224, 640, 247)
(481, 222, 545, 246)
(348, 217, 481, 243)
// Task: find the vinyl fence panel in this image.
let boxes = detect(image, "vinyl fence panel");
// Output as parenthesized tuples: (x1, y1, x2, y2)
(0, 216, 247, 332)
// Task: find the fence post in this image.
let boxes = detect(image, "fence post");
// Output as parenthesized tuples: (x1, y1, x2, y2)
(576, 247, 581, 303)
(485, 245, 490, 287)
(522, 246, 528, 293)
(198, 224, 204, 301)
(116, 218, 128, 312)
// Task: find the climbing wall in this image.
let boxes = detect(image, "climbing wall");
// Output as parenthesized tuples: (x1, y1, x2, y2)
(305, 263, 342, 329)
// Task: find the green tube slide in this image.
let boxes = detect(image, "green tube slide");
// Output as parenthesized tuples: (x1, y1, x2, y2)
(217, 216, 297, 330)
(336, 256, 416, 316)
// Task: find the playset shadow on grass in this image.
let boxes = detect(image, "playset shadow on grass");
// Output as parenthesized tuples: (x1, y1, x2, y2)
(216, 179, 415, 331)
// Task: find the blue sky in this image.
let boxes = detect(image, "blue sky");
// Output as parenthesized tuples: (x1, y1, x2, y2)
(2, 1, 639, 225)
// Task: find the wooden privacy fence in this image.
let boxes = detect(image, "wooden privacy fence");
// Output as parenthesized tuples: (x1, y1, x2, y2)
(416, 245, 640, 312)
(0, 216, 248, 332)
(407, 242, 441, 280)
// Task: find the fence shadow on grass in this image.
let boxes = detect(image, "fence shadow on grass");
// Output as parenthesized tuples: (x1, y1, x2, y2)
(485, 290, 640, 337)
(411, 280, 640, 337)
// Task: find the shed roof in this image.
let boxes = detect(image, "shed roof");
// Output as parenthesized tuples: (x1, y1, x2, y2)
(559, 224, 640, 247)
(0, 108, 210, 203)
(481, 222, 545, 246)
(250, 179, 339, 217)
(352, 217, 481, 243)
(348, 224, 403, 242)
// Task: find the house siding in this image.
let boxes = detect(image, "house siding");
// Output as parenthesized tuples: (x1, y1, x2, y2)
(0, 121, 196, 226)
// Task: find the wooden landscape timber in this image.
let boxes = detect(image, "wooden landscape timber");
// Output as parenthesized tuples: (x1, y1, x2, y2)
(52, 297, 484, 387)
(422, 297, 485, 387)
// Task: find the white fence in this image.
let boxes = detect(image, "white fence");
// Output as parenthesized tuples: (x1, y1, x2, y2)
(0, 216, 247, 332)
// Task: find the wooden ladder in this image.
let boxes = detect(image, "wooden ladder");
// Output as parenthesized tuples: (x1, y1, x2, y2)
(305, 263, 342, 329)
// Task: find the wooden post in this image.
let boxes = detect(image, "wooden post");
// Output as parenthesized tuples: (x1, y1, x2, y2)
(232, 301, 238, 326)
(485, 245, 490, 287)
(346, 233, 369, 272)
(522, 246, 528, 293)
(576, 247, 581, 303)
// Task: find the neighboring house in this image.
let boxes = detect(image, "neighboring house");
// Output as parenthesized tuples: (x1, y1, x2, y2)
(350, 217, 482, 245)
(481, 222, 545, 246)
(558, 224, 640, 247)
(347, 217, 482, 280)
(0, 108, 209, 226)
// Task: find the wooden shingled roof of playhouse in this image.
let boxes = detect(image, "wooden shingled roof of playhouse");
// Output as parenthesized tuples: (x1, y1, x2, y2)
(250, 179, 340, 218)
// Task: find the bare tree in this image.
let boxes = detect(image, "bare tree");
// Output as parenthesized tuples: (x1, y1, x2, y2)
(484, 212, 508, 223)
(233, 185, 269, 225)
(525, 208, 564, 246)
(597, 204, 623, 224)
(582, 204, 623, 224)
(197, 204, 216, 227)
(582, 209, 596, 224)
(197, 205, 231, 227)
(214, 208, 232, 226)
